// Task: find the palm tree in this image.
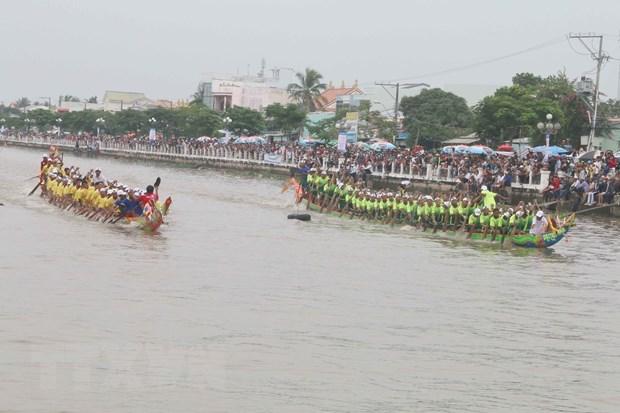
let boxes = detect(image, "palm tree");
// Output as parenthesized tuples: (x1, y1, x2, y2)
(287, 68, 326, 112)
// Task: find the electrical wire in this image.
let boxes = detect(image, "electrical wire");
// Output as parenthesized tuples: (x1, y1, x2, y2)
(364, 36, 567, 84)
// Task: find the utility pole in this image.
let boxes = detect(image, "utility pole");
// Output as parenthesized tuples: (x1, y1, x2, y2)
(569, 33, 609, 150)
(374, 82, 429, 143)
(617, 31, 620, 100)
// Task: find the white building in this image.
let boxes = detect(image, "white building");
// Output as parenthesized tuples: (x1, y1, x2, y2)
(199, 77, 289, 112)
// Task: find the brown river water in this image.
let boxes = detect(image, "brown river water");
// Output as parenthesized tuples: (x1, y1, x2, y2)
(1, 145, 619, 413)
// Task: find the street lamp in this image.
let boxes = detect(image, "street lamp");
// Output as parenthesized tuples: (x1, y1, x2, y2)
(56, 118, 63, 138)
(96, 117, 105, 138)
(536, 113, 561, 147)
(148, 117, 157, 142)
(223, 116, 232, 139)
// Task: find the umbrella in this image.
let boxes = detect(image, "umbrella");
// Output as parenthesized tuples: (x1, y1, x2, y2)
(370, 141, 397, 151)
(532, 145, 568, 155)
(299, 138, 321, 147)
(234, 136, 266, 144)
(472, 144, 495, 155)
(577, 150, 602, 161)
(196, 136, 212, 142)
(465, 146, 487, 155)
(353, 142, 372, 151)
(497, 143, 513, 151)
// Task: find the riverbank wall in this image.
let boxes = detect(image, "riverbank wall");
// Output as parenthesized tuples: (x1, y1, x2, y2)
(2, 136, 548, 201)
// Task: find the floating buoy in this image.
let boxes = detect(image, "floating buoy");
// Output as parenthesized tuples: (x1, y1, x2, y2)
(287, 213, 311, 222)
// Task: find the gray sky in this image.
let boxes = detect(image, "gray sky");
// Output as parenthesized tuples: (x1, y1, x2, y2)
(2, 0, 620, 104)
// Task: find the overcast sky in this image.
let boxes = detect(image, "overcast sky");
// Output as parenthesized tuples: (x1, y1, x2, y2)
(2, 0, 620, 104)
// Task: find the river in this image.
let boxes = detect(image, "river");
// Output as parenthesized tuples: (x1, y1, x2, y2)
(1, 145, 619, 413)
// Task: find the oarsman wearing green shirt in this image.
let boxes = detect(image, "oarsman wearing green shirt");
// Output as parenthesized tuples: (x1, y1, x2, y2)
(479, 207, 492, 238)
(476, 185, 508, 210)
(466, 208, 482, 238)
(418, 197, 434, 230)
(447, 198, 459, 230)
(489, 208, 509, 241)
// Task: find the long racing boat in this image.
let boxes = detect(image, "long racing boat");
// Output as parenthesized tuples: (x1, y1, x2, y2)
(304, 202, 572, 249)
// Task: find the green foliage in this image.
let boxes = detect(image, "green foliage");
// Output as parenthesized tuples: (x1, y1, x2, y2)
(363, 110, 394, 140)
(306, 117, 337, 143)
(287, 68, 326, 112)
(265, 103, 306, 136)
(400, 88, 473, 145)
(15, 97, 30, 108)
(474, 72, 589, 147)
(28, 109, 58, 129)
(191, 83, 208, 106)
(225, 106, 265, 135)
(7, 106, 222, 138)
(176, 105, 222, 137)
(600, 99, 620, 118)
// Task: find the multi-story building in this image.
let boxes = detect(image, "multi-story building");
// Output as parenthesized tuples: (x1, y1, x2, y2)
(198, 76, 289, 112)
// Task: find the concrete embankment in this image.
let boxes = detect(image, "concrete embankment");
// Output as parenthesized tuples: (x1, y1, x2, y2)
(3, 139, 541, 201)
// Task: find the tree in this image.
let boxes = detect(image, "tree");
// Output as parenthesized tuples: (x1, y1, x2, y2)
(400, 88, 473, 146)
(87, 96, 98, 104)
(362, 110, 395, 140)
(176, 106, 222, 137)
(265, 103, 306, 137)
(63, 95, 81, 102)
(306, 117, 337, 143)
(111, 110, 148, 134)
(473, 72, 590, 147)
(191, 83, 208, 106)
(287, 68, 326, 112)
(512, 72, 543, 89)
(27, 109, 57, 130)
(15, 97, 30, 109)
(225, 106, 265, 135)
(599, 99, 620, 118)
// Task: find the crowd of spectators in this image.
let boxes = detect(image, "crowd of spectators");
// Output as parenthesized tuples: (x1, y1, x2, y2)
(7, 132, 620, 205)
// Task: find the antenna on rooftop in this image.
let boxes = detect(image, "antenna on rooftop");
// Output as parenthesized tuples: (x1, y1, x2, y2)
(258, 58, 266, 79)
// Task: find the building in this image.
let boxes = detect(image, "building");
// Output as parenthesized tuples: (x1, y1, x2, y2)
(581, 117, 620, 151)
(314, 82, 364, 112)
(57, 101, 103, 112)
(199, 77, 289, 112)
(102, 91, 152, 112)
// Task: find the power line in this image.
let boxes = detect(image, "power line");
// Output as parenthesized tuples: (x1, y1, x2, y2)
(365, 37, 566, 85)
(568, 33, 609, 150)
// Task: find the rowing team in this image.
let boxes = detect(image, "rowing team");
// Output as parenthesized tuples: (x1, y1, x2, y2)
(300, 171, 571, 239)
(39, 154, 170, 224)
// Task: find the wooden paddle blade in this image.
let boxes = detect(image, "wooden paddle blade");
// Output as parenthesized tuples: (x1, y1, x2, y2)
(27, 182, 41, 196)
(154, 177, 161, 187)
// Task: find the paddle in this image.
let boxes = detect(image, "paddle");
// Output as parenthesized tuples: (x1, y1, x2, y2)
(27, 182, 41, 196)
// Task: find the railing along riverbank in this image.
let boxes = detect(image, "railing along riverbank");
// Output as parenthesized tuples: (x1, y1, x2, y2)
(2, 135, 549, 192)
